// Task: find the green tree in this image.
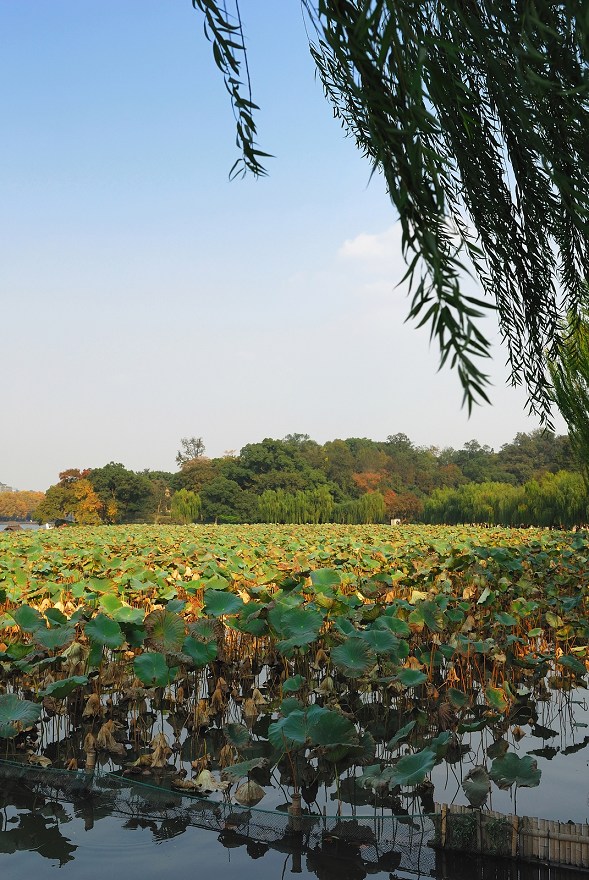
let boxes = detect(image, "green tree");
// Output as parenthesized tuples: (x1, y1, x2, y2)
(193, 1, 589, 417)
(170, 488, 202, 524)
(88, 463, 153, 523)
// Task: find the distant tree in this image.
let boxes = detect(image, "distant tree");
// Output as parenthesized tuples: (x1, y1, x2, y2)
(33, 470, 102, 524)
(170, 488, 202, 524)
(173, 457, 218, 493)
(88, 463, 153, 523)
(0, 491, 45, 521)
(176, 437, 206, 467)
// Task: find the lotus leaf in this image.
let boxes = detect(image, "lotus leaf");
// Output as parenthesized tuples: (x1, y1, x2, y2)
(331, 637, 376, 677)
(0, 694, 42, 738)
(282, 674, 305, 693)
(557, 654, 586, 676)
(203, 589, 245, 617)
(358, 628, 401, 655)
(234, 779, 265, 806)
(99, 594, 123, 615)
(145, 609, 185, 652)
(40, 675, 89, 699)
(133, 652, 174, 687)
(490, 753, 541, 789)
(11, 605, 44, 632)
(44, 608, 68, 626)
(188, 618, 217, 641)
(386, 720, 416, 750)
(310, 568, 342, 589)
(222, 757, 268, 783)
(268, 705, 357, 751)
(378, 613, 411, 637)
(182, 636, 217, 667)
(268, 604, 323, 655)
(396, 668, 427, 688)
(84, 614, 124, 649)
(485, 686, 510, 712)
(463, 765, 490, 808)
(113, 605, 145, 625)
(224, 723, 252, 749)
(388, 748, 436, 787)
(30, 622, 75, 650)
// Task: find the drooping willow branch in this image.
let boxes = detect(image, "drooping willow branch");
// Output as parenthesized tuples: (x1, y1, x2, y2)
(192, 1, 589, 419)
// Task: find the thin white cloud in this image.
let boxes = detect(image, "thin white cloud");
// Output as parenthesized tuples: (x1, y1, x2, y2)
(338, 224, 405, 274)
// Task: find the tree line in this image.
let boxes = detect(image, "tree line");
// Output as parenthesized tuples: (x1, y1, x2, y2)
(24, 429, 589, 527)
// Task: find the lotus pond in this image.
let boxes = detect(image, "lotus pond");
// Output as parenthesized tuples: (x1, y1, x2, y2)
(0, 524, 588, 878)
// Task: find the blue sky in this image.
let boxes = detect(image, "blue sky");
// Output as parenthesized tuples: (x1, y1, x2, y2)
(1, 2, 564, 491)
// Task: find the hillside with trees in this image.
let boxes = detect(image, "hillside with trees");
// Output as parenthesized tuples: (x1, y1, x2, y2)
(29, 429, 589, 528)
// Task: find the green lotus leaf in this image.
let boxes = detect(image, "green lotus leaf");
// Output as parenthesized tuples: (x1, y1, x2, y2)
(268, 711, 307, 750)
(35, 625, 76, 650)
(545, 612, 564, 628)
(268, 705, 357, 751)
(145, 609, 185, 652)
(221, 757, 268, 783)
(85, 614, 124, 649)
(388, 748, 436, 787)
(490, 753, 541, 790)
(408, 601, 445, 633)
(203, 589, 245, 617)
(447, 688, 469, 708)
(44, 608, 69, 626)
(396, 668, 427, 688)
(113, 605, 145, 625)
(307, 705, 358, 748)
(386, 720, 416, 750)
(358, 628, 400, 655)
(310, 568, 342, 589)
(224, 723, 252, 749)
(11, 605, 45, 632)
(356, 763, 394, 793)
(202, 573, 230, 591)
(429, 730, 451, 758)
(463, 765, 490, 808)
(99, 593, 123, 615)
(188, 618, 218, 642)
(231, 607, 269, 637)
(494, 611, 518, 626)
(182, 636, 217, 667)
(333, 616, 356, 637)
(40, 675, 89, 699)
(332, 637, 376, 677)
(0, 694, 42, 738)
(133, 652, 173, 687)
(557, 654, 586, 676)
(378, 614, 411, 637)
(268, 603, 323, 643)
(485, 686, 509, 712)
(282, 674, 305, 693)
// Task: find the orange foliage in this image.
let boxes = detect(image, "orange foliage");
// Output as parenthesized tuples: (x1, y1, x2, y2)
(352, 471, 385, 493)
(0, 491, 45, 520)
(71, 480, 103, 525)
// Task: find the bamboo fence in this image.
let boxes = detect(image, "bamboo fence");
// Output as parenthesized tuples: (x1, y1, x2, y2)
(434, 803, 589, 870)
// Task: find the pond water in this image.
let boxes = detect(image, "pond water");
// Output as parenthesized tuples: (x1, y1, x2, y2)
(0, 764, 585, 880)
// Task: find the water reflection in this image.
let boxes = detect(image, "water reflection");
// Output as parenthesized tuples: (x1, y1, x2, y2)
(0, 766, 586, 880)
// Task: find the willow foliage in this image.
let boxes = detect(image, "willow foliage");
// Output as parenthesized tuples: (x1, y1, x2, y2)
(549, 315, 589, 483)
(192, 0, 589, 416)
